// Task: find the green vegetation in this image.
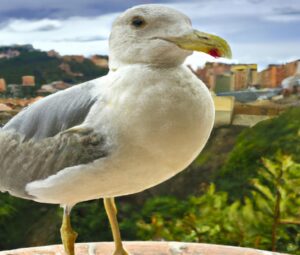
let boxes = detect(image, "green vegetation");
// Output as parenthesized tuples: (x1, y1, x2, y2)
(215, 107, 300, 200)
(0, 106, 299, 253)
(134, 153, 300, 254)
(0, 194, 58, 250)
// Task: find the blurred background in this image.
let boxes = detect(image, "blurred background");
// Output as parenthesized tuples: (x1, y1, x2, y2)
(0, 0, 299, 254)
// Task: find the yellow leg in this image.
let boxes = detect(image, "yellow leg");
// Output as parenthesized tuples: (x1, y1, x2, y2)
(104, 198, 129, 255)
(60, 206, 78, 255)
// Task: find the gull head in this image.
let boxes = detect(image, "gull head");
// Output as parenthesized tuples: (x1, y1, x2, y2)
(109, 4, 232, 69)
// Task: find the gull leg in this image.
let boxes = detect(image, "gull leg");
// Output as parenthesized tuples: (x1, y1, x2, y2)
(104, 198, 129, 255)
(60, 206, 78, 255)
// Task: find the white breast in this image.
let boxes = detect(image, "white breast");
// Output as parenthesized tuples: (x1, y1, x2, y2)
(26, 65, 214, 205)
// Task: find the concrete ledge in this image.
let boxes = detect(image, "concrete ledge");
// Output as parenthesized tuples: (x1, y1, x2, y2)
(0, 241, 290, 255)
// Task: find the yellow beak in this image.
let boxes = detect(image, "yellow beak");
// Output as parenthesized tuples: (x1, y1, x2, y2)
(164, 29, 232, 59)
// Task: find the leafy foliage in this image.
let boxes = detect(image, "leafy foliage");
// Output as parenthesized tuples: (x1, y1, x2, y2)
(215, 107, 300, 200)
(135, 154, 300, 254)
(0, 193, 58, 250)
(251, 153, 300, 253)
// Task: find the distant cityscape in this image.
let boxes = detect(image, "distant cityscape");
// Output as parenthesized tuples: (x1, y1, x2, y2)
(0, 45, 299, 128)
(0, 45, 299, 100)
(0, 45, 108, 98)
(193, 59, 300, 94)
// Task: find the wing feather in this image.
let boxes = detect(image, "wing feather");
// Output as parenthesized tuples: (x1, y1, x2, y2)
(0, 79, 109, 199)
(3, 81, 97, 141)
(0, 129, 107, 199)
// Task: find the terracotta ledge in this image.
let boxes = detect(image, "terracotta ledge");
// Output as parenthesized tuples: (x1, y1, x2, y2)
(0, 241, 290, 255)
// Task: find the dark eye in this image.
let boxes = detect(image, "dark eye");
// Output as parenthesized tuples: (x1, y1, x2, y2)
(131, 16, 146, 28)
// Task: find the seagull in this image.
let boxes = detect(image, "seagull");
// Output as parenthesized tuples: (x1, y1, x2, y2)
(0, 4, 231, 255)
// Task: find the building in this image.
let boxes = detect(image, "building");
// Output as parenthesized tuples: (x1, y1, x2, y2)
(0, 49, 20, 59)
(22, 76, 35, 97)
(63, 55, 85, 63)
(285, 59, 300, 77)
(0, 78, 6, 93)
(47, 50, 60, 58)
(257, 65, 285, 88)
(281, 60, 300, 94)
(258, 59, 300, 88)
(90, 55, 109, 68)
(59, 63, 83, 77)
(36, 81, 72, 96)
(22, 76, 35, 86)
(230, 64, 257, 91)
(195, 62, 257, 92)
(197, 60, 300, 91)
(213, 95, 235, 126)
(194, 62, 231, 90)
(214, 74, 231, 93)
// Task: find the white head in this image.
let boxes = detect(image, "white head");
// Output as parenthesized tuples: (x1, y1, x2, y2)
(109, 4, 231, 69)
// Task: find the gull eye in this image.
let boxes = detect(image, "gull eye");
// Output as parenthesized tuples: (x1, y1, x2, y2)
(131, 16, 146, 28)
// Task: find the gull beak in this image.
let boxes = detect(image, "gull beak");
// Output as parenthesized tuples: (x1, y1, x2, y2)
(164, 29, 232, 59)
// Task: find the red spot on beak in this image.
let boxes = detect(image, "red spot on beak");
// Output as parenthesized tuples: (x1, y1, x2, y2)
(208, 48, 221, 58)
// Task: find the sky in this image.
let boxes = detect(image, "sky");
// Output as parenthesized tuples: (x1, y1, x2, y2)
(0, 0, 299, 70)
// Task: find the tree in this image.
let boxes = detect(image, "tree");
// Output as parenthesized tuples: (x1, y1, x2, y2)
(251, 153, 300, 253)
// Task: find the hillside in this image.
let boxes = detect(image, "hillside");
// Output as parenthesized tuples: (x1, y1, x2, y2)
(0, 45, 108, 88)
(215, 106, 300, 200)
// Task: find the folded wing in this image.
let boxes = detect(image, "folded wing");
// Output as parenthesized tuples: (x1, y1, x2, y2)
(0, 80, 108, 200)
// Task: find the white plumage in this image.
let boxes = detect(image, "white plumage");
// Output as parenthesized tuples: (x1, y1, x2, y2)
(26, 64, 214, 204)
(0, 5, 231, 255)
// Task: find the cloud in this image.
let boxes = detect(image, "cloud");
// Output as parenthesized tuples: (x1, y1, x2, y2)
(0, 13, 117, 52)
(273, 6, 300, 16)
(264, 14, 300, 22)
(264, 7, 300, 22)
(6, 19, 62, 32)
(54, 36, 107, 42)
(0, 0, 180, 22)
(0, 0, 299, 70)
(33, 40, 109, 56)
(230, 41, 300, 70)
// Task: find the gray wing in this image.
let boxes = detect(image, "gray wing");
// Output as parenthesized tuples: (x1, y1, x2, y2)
(0, 81, 109, 200)
(3, 82, 97, 141)
(0, 129, 107, 200)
